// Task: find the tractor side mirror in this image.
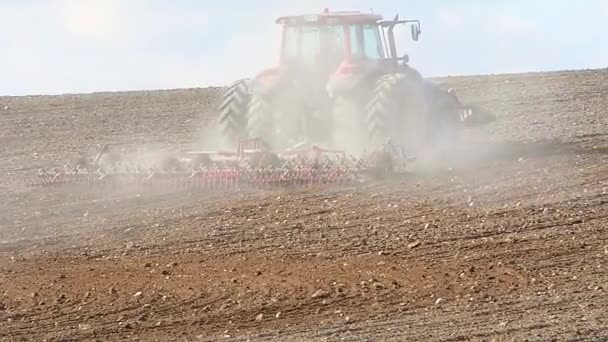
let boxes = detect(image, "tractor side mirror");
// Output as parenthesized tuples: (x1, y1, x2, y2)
(411, 23, 421, 41)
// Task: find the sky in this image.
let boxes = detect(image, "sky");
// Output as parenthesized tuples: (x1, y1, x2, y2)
(1, 0, 607, 96)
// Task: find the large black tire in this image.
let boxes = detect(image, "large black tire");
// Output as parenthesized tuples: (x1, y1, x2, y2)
(365, 73, 428, 151)
(247, 94, 275, 145)
(218, 79, 250, 146)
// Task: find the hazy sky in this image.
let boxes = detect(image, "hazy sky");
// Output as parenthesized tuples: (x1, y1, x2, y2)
(1, 0, 607, 95)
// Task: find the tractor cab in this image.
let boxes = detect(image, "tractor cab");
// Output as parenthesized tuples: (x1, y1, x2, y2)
(275, 10, 422, 73)
(277, 11, 383, 72)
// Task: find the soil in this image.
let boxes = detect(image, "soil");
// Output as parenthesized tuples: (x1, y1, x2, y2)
(0, 69, 607, 341)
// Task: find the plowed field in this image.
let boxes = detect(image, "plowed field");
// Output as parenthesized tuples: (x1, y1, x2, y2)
(1, 69, 607, 341)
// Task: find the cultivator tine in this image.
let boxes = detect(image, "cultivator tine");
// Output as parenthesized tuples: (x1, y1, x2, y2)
(26, 139, 412, 193)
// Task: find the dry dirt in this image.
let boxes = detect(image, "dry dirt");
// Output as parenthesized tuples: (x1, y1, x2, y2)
(0, 69, 607, 341)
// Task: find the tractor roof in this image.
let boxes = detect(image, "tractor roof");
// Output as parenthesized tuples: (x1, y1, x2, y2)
(276, 9, 383, 25)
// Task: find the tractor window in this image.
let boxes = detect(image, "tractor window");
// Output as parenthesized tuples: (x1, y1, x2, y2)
(349, 25, 363, 59)
(300, 26, 322, 64)
(282, 26, 299, 62)
(321, 25, 347, 67)
(349, 24, 384, 60)
(282, 25, 321, 65)
(362, 24, 384, 59)
(282, 24, 347, 67)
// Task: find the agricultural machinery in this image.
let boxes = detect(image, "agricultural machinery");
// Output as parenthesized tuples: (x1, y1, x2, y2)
(218, 9, 486, 155)
(27, 9, 491, 193)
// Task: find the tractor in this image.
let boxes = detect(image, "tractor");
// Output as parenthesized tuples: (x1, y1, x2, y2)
(27, 10, 494, 193)
(218, 9, 484, 156)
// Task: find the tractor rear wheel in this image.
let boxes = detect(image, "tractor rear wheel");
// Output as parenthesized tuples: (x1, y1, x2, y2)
(247, 94, 275, 145)
(365, 73, 428, 150)
(218, 79, 250, 146)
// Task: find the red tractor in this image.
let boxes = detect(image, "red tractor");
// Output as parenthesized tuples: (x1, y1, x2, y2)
(28, 11, 492, 192)
(218, 9, 486, 155)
